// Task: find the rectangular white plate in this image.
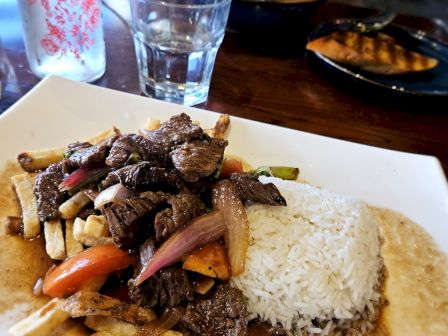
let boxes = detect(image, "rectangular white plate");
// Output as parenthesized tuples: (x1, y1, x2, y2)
(1, 75, 447, 254)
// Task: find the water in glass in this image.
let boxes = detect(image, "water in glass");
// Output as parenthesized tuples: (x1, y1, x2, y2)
(131, 0, 231, 106)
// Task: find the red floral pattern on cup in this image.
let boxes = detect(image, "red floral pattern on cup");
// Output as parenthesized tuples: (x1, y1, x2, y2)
(29, 0, 101, 59)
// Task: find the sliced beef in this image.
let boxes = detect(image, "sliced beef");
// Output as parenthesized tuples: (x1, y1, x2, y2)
(182, 284, 247, 336)
(78, 208, 97, 220)
(170, 138, 227, 183)
(129, 265, 193, 308)
(66, 136, 118, 167)
(102, 191, 165, 249)
(143, 113, 203, 148)
(154, 191, 205, 243)
(230, 173, 286, 206)
(105, 134, 168, 169)
(34, 161, 70, 222)
(248, 320, 288, 336)
(102, 162, 182, 192)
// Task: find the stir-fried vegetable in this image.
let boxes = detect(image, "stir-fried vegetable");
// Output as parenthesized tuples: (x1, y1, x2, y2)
(94, 183, 135, 209)
(250, 165, 299, 180)
(136, 307, 185, 336)
(212, 180, 249, 276)
(183, 241, 231, 280)
(218, 158, 244, 179)
(134, 211, 225, 286)
(59, 165, 110, 195)
(43, 244, 134, 298)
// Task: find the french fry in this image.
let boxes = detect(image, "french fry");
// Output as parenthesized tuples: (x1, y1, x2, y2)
(44, 218, 66, 260)
(84, 316, 181, 336)
(84, 215, 110, 238)
(10, 173, 40, 239)
(143, 117, 161, 131)
(17, 127, 120, 172)
(85, 127, 121, 145)
(62, 291, 156, 324)
(73, 217, 113, 247)
(8, 298, 70, 336)
(65, 219, 84, 257)
(91, 332, 114, 336)
(212, 114, 230, 139)
(84, 316, 137, 336)
(59, 191, 91, 219)
(17, 147, 66, 172)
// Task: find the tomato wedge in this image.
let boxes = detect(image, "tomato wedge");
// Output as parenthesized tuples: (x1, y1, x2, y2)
(219, 158, 243, 179)
(43, 244, 134, 298)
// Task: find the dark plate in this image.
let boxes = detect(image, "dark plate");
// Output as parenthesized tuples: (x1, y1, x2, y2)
(308, 24, 448, 97)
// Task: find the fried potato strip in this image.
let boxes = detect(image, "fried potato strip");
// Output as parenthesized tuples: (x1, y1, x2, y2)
(62, 291, 156, 324)
(17, 127, 120, 172)
(10, 173, 40, 239)
(59, 191, 91, 220)
(65, 219, 84, 258)
(44, 218, 66, 260)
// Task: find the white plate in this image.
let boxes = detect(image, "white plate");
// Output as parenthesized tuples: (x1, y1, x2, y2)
(1, 75, 448, 332)
(1, 76, 447, 253)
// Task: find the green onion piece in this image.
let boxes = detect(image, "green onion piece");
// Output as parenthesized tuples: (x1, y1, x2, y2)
(250, 166, 299, 180)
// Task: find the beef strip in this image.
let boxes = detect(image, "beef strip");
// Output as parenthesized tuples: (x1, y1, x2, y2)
(102, 191, 165, 249)
(229, 173, 286, 206)
(182, 284, 247, 336)
(154, 191, 205, 243)
(66, 136, 118, 167)
(105, 134, 168, 169)
(248, 320, 288, 336)
(34, 161, 70, 222)
(128, 265, 193, 308)
(170, 138, 227, 183)
(143, 113, 204, 148)
(102, 162, 182, 192)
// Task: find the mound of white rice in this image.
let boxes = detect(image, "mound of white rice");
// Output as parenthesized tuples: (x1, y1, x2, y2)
(231, 177, 381, 334)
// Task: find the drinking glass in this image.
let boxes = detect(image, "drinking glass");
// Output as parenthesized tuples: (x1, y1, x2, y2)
(130, 0, 232, 106)
(17, 0, 106, 82)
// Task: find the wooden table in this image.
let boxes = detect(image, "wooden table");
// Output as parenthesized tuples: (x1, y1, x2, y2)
(1, 1, 447, 175)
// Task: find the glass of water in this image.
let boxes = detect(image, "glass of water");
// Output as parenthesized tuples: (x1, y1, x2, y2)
(18, 0, 106, 83)
(130, 0, 232, 106)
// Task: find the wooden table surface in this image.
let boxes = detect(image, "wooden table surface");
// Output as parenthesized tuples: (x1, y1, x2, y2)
(1, 1, 447, 175)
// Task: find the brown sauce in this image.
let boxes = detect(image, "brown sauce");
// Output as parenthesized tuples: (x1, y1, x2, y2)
(372, 207, 448, 336)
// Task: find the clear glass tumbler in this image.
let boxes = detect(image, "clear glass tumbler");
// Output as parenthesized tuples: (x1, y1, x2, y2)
(18, 0, 106, 82)
(130, 0, 232, 106)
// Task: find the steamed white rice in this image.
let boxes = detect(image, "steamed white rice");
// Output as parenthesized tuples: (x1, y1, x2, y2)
(231, 177, 382, 334)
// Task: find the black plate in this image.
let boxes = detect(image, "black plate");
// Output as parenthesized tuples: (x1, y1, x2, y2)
(308, 24, 448, 97)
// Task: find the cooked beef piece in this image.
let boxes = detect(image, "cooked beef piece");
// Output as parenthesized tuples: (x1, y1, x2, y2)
(182, 284, 247, 336)
(78, 208, 97, 220)
(81, 185, 100, 202)
(102, 162, 183, 192)
(154, 191, 205, 243)
(66, 136, 118, 167)
(34, 161, 70, 222)
(144, 113, 203, 148)
(102, 191, 165, 249)
(248, 320, 288, 336)
(171, 138, 227, 183)
(66, 141, 91, 153)
(105, 134, 168, 169)
(129, 265, 193, 308)
(230, 173, 286, 206)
